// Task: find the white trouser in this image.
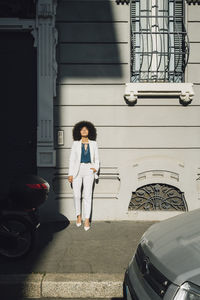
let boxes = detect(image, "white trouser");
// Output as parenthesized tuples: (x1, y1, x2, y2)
(72, 162, 94, 219)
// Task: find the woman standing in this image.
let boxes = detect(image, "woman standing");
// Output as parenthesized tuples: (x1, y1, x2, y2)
(68, 121, 100, 231)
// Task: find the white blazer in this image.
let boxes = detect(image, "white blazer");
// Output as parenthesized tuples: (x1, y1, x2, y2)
(68, 139, 100, 179)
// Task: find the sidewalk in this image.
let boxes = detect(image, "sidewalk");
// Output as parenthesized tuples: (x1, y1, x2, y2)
(0, 220, 156, 298)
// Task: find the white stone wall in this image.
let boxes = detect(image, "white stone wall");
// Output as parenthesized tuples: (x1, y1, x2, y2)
(51, 0, 200, 221)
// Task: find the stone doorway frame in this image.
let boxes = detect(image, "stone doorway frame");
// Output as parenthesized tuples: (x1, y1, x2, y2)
(0, 0, 57, 167)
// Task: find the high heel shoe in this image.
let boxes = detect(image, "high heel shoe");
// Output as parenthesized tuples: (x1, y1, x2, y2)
(84, 222, 90, 231)
(76, 221, 82, 227)
(84, 225, 90, 231)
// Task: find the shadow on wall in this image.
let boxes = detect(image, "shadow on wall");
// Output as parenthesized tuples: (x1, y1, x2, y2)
(56, 0, 123, 82)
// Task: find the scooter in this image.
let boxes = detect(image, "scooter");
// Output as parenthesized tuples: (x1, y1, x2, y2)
(0, 175, 49, 259)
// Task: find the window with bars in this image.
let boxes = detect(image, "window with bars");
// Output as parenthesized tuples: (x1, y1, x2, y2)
(130, 0, 190, 83)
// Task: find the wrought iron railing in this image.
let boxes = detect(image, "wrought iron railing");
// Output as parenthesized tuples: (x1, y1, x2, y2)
(130, 0, 190, 82)
(186, 0, 200, 4)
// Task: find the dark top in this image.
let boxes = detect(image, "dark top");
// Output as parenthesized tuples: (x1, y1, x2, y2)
(80, 143, 91, 163)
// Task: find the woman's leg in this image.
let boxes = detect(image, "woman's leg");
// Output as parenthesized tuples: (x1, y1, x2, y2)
(72, 173, 82, 218)
(82, 168, 94, 222)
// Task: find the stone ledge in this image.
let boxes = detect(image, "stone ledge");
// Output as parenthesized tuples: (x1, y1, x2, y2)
(0, 274, 44, 298)
(0, 273, 124, 298)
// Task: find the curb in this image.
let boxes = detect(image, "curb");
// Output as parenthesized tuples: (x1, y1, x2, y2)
(0, 273, 125, 298)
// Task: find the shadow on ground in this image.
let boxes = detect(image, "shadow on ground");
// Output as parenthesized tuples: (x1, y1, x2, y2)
(0, 219, 70, 274)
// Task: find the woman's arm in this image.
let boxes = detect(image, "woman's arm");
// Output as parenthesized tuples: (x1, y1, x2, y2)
(94, 142, 100, 172)
(68, 141, 76, 177)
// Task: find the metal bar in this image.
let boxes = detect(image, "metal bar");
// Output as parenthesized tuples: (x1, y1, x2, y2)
(130, 0, 188, 83)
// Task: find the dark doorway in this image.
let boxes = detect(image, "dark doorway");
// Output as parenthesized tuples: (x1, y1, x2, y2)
(0, 31, 37, 196)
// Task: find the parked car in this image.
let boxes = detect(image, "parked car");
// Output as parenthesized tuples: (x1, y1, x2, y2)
(124, 208, 200, 299)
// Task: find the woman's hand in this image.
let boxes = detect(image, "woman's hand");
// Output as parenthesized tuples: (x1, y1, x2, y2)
(68, 176, 73, 183)
(90, 168, 97, 173)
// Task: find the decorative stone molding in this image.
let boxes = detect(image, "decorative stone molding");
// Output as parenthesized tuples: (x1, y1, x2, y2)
(124, 83, 194, 105)
(0, 1, 58, 167)
(35, 0, 58, 166)
(53, 167, 120, 198)
(138, 170, 179, 183)
(131, 157, 185, 190)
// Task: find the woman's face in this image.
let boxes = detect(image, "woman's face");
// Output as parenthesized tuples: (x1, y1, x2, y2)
(80, 126, 89, 137)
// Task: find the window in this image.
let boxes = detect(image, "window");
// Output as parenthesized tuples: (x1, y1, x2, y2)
(130, 0, 189, 83)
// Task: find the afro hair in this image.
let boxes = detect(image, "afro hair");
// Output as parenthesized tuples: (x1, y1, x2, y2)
(72, 120, 97, 141)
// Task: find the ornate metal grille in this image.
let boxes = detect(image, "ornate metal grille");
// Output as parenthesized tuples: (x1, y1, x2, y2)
(186, 0, 200, 4)
(129, 183, 188, 211)
(130, 0, 189, 82)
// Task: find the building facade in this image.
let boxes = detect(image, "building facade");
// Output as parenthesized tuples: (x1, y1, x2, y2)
(1, 0, 200, 221)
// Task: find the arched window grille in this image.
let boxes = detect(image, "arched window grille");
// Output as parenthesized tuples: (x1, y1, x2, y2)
(130, 0, 190, 82)
(129, 183, 188, 211)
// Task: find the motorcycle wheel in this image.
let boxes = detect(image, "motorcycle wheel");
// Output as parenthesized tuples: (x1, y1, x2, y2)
(0, 215, 36, 259)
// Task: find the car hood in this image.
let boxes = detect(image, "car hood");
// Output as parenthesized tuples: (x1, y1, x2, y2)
(141, 209, 200, 286)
